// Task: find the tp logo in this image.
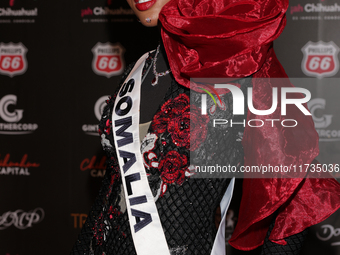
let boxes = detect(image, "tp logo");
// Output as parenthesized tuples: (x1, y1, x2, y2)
(307, 98, 332, 128)
(0, 42, 28, 77)
(0, 95, 23, 122)
(92, 42, 125, 78)
(301, 41, 339, 78)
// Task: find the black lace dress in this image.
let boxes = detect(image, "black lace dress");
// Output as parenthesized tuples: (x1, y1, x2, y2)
(71, 48, 246, 255)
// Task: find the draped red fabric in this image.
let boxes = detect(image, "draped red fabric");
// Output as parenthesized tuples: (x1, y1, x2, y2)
(159, 0, 340, 250)
(159, 0, 288, 92)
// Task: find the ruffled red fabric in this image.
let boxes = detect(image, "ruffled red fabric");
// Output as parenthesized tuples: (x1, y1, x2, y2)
(159, 0, 288, 92)
(159, 0, 340, 250)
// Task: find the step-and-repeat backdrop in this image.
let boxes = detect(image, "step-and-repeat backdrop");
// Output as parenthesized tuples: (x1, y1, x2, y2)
(1, 0, 340, 254)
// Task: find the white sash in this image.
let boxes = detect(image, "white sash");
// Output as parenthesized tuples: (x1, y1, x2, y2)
(211, 177, 235, 255)
(112, 52, 234, 255)
(112, 53, 170, 255)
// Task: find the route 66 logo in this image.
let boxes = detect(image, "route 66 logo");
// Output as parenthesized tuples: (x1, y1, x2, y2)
(301, 41, 339, 78)
(0, 42, 28, 77)
(92, 42, 125, 78)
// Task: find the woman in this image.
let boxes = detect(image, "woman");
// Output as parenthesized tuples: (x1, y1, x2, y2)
(72, 0, 340, 254)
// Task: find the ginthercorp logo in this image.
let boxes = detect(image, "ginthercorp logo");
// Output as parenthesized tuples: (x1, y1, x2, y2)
(200, 84, 311, 128)
(316, 224, 340, 246)
(301, 41, 339, 78)
(80, 155, 107, 177)
(307, 98, 340, 141)
(0, 43, 28, 77)
(0, 154, 40, 176)
(92, 43, 125, 78)
(0, 208, 44, 230)
(0, 95, 38, 135)
(82, 95, 109, 135)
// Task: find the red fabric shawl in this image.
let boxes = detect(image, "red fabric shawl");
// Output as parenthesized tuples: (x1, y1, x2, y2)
(159, 0, 340, 250)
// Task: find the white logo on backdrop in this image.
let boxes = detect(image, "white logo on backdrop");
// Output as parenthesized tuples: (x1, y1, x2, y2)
(94, 96, 109, 121)
(307, 98, 340, 141)
(0, 94, 23, 122)
(0, 208, 45, 230)
(82, 95, 109, 135)
(301, 41, 339, 78)
(0, 95, 38, 135)
(316, 224, 340, 246)
(307, 98, 332, 128)
(92, 42, 125, 78)
(0, 42, 28, 77)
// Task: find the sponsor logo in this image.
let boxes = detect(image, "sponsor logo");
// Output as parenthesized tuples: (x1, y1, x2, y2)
(0, 1, 38, 24)
(92, 42, 125, 78)
(0, 154, 40, 176)
(80, 155, 107, 177)
(0, 42, 27, 77)
(82, 95, 109, 136)
(302, 41, 339, 78)
(70, 213, 88, 228)
(80, 7, 133, 17)
(291, 3, 340, 14)
(0, 95, 38, 135)
(290, 4, 304, 15)
(0, 208, 44, 230)
(304, 3, 340, 13)
(307, 98, 340, 141)
(290, 3, 340, 21)
(0, 7, 38, 16)
(80, 0, 134, 23)
(316, 224, 340, 246)
(92, 6, 133, 16)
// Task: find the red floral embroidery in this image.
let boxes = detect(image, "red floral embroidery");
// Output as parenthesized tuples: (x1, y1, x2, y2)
(151, 93, 209, 151)
(159, 151, 188, 185)
(168, 104, 209, 151)
(151, 94, 190, 134)
(147, 93, 210, 197)
(162, 93, 189, 115)
(168, 112, 190, 148)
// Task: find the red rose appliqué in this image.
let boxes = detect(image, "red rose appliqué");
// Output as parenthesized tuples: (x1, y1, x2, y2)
(168, 104, 209, 151)
(151, 94, 190, 134)
(159, 151, 189, 193)
(151, 94, 209, 151)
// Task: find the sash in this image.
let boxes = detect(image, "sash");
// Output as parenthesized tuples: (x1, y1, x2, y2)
(112, 51, 234, 254)
(211, 177, 235, 255)
(112, 53, 170, 255)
